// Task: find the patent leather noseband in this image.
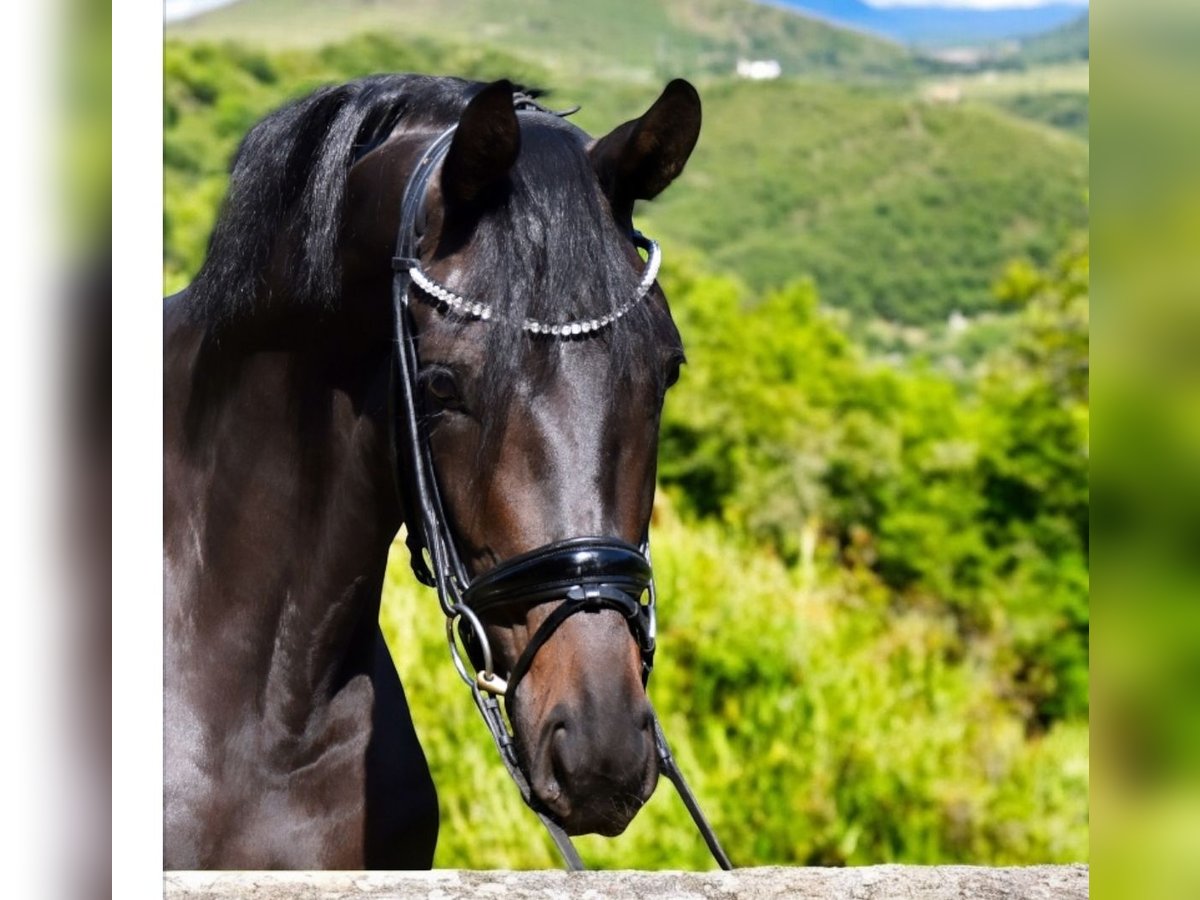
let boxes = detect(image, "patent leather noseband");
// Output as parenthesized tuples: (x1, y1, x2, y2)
(464, 537, 657, 711)
(465, 537, 652, 613)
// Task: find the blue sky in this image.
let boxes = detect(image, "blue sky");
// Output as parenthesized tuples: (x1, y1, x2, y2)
(864, 1, 1086, 7)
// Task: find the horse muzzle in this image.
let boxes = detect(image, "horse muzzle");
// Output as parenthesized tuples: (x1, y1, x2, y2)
(461, 537, 659, 834)
(526, 689, 659, 836)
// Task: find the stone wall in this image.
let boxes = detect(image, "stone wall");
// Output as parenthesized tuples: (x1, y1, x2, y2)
(165, 865, 1089, 899)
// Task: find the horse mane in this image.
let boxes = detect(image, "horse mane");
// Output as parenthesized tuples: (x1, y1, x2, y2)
(184, 74, 681, 420)
(185, 74, 481, 325)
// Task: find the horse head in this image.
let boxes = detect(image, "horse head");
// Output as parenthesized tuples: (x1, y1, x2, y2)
(348, 79, 701, 836)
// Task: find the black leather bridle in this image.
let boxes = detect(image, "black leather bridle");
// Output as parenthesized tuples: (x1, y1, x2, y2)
(389, 110, 732, 871)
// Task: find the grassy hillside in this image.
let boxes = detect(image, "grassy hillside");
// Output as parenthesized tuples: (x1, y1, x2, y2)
(1010, 15, 1089, 137)
(167, 0, 925, 83)
(634, 77, 1088, 322)
(918, 62, 1088, 142)
(992, 90, 1087, 140)
(1019, 12, 1089, 66)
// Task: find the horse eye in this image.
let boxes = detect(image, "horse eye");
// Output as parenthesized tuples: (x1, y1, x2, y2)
(664, 356, 684, 390)
(423, 370, 465, 412)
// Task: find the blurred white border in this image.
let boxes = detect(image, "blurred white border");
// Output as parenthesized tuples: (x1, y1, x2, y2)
(3, 0, 63, 895)
(113, 0, 163, 895)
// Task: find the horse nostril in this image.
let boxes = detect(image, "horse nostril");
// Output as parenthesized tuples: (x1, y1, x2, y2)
(550, 720, 581, 785)
(529, 720, 571, 816)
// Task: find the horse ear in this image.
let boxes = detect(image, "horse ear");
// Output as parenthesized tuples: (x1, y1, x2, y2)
(589, 79, 702, 225)
(442, 80, 520, 207)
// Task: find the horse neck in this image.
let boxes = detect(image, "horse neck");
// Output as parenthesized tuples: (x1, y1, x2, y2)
(164, 298, 401, 734)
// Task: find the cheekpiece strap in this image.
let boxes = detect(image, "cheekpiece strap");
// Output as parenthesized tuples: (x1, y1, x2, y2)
(392, 124, 462, 591)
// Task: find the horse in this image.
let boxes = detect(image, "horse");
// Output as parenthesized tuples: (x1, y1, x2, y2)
(163, 74, 703, 869)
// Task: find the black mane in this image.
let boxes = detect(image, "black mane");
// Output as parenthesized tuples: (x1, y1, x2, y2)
(186, 74, 480, 325)
(184, 74, 680, 413)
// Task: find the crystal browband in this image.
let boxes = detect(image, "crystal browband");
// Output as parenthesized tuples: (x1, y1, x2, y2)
(405, 233, 661, 336)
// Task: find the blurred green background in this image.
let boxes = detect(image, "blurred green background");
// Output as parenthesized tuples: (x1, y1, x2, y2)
(1090, 3, 1200, 898)
(163, 0, 1089, 869)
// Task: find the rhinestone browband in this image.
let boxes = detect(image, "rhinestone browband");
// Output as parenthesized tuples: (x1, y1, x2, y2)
(407, 234, 661, 336)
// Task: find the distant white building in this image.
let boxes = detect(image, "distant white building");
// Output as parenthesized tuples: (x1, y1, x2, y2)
(924, 82, 963, 104)
(736, 59, 782, 80)
(930, 47, 986, 67)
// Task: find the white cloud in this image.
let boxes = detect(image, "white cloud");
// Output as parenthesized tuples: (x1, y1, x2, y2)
(164, 0, 241, 23)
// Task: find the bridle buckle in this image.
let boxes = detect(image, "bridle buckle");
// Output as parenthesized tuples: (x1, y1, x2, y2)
(475, 670, 508, 696)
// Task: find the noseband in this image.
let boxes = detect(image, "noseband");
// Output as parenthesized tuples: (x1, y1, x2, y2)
(390, 107, 731, 871)
(464, 537, 657, 704)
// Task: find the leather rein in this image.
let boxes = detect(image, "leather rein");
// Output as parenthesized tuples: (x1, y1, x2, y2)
(389, 112, 732, 871)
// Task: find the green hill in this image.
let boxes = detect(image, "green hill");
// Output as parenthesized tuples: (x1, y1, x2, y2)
(1001, 15, 1089, 138)
(1019, 12, 1089, 66)
(631, 77, 1088, 322)
(916, 63, 1088, 142)
(167, 0, 925, 83)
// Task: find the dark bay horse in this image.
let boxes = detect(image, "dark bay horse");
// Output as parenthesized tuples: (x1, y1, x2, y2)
(163, 75, 701, 869)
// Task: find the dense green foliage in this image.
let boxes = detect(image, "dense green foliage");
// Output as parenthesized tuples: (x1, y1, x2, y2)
(162, 23, 1088, 868)
(658, 238, 1089, 729)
